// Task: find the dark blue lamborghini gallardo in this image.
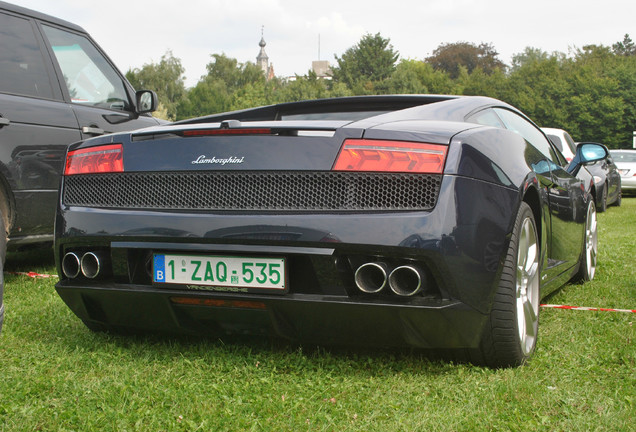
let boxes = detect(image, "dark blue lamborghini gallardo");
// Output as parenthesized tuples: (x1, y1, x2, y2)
(54, 95, 607, 367)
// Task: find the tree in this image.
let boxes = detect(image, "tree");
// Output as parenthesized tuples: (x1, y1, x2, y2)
(125, 51, 186, 121)
(503, 53, 568, 130)
(425, 42, 506, 79)
(574, 44, 615, 62)
(564, 47, 634, 146)
(456, 66, 508, 99)
(230, 82, 268, 110)
(274, 71, 334, 103)
(168, 37, 635, 148)
(612, 34, 635, 56)
(204, 53, 265, 92)
(510, 47, 551, 71)
(176, 79, 232, 120)
(331, 33, 399, 93)
(503, 45, 635, 148)
(608, 54, 636, 147)
(385, 59, 455, 94)
(176, 53, 266, 119)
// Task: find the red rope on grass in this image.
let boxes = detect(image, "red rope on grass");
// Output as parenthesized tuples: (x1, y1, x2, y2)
(541, 304, 635, 313)
(6, 271, 58, 279)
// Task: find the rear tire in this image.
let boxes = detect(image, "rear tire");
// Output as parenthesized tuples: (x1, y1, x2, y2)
(477, 202, 540, 368)
(575, 200, 598, 282)
(0, 210, 6, 335)
(614, 189, 622, 207)
(597, 183, 607, 212)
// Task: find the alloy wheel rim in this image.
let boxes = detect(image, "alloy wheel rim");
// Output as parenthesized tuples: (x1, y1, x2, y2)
(516, 217, 540, 356)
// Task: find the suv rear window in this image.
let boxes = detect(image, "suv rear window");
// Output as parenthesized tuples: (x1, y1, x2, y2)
(0, 12, 55, 99)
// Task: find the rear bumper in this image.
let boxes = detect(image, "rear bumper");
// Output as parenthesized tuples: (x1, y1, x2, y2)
(620, 176, 636, 190)
(54, 175, 520, 348)
(55, 282, 486, 349)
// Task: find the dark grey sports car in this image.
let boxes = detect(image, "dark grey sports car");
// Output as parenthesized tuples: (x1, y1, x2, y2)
(54, 95, 607, 366)
(578, 142, 622, 211)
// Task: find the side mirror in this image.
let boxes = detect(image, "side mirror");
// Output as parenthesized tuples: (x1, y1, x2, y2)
(135, 90, 158, 114)
(577, 142, 608, 163)
(567, 142, 609, 173)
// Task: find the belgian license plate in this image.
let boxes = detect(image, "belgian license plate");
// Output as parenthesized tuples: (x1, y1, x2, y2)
(153, 254, 286, 292)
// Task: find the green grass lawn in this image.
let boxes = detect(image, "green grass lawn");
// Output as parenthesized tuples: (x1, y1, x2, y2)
(1, 199, 634, 431)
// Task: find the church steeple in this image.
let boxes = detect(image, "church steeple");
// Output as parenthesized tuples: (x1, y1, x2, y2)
(256, 26, 269, 75)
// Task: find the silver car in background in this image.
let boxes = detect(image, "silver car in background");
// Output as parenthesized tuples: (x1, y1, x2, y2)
(610, 149, 636, 194)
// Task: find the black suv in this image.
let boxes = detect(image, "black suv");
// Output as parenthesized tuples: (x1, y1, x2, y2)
(0, 1, 159, 247)
(0, 1, 159, 332)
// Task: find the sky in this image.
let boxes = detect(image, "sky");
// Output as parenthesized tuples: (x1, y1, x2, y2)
(10, 0, 636, 88)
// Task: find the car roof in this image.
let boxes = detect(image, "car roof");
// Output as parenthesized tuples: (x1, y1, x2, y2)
(0, 1, 85, 32)
(540, 127, 568, 135)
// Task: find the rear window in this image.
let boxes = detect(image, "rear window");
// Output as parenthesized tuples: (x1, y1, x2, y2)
(611, 151, 636, 162)
(281, 111, 387, 121)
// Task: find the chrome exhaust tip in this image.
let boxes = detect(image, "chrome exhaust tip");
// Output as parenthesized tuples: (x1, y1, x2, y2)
(388, 265, 424, 297)
(80, 251, 107, 279)
(354, 262, 388, 293)
(62, 252, 81, 279)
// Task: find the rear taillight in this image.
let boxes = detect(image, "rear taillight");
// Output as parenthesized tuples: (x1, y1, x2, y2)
(333, 139, 448, 174)
(65, 144, 124, 175)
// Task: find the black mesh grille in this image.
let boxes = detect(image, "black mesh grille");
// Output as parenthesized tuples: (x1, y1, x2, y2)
(62, 171, 441, 211)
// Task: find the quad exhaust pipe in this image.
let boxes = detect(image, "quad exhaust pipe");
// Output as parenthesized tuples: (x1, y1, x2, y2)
(80, 251, 108, 279)
(388, 265, 424, 297)
(61, 252, 81, 279)
(355, 261, 426, 297)
(62, 251, 109, 279)
(354, 262, 389, 293)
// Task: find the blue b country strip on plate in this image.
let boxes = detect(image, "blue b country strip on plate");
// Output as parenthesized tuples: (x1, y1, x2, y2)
(153, 253, 286, 290)
(154, 254, 166, 282)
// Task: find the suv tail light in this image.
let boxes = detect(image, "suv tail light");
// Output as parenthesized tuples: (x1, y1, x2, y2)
(65, 144, 124, 175)
(333, 139, 448, 174)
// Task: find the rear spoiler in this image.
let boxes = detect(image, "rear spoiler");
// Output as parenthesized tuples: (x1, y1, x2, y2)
(174, 95, 457, 124)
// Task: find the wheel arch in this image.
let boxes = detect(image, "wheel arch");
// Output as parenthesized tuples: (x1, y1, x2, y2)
(589, 182, 597, 205)
(521, 185, 542, 252)
(0, 171, 15, 237)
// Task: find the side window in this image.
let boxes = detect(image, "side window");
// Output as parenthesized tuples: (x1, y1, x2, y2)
(0, 12, 55, 99)
(546, 134, 564, 152)
(466, 108, 505, 128)
(494, 108, 558, 162)
(41, 25, 130, 111)
(563, 131, 577, 155)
